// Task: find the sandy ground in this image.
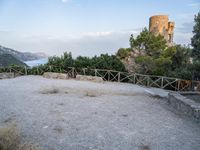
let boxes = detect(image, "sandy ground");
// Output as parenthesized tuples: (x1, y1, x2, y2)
(0, 76, 199, 150)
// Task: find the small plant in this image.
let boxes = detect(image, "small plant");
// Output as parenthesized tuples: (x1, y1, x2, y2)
(0, 123, 41, 150)
(0, 123, 20, 150)
(40, 86, 59, 94)
(141, 144, 150, 150)
(85, 90, 98, 97)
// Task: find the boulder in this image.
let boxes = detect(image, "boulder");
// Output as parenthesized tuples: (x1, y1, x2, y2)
(76, 75, 104, 83)
(43, 72, 69, 79)
(0, 73, 15, 79)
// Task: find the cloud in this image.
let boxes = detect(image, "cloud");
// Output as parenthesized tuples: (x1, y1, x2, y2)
(188, 2, 200, 7)
(0, 27, 192, 57)
(174, 22, 194, 45)
(0, 29, 140, 57)
(174, 32, 193, 46)
(176, 22, 194, 33)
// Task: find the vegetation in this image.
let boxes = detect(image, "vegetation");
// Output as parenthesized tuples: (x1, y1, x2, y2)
(127, 28, 192, 79)
(0, 123, 41, 150)
(46, 52, 126, 72)
(116, 48, 132, 59)
(0, 54, 27, 67)
(191, 11, 200, 80)
(191, 11, 200, 61)
(0, 11, 199, 81)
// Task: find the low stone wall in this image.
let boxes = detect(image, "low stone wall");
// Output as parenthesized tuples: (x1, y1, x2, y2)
(43, 72, 69, 80)
(76, 75, 104, 83)
(168, 92, 200, 121)
(0, 73, 15, 79)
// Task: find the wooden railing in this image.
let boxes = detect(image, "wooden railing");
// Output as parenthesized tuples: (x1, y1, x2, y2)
(0, 66, 199, 91)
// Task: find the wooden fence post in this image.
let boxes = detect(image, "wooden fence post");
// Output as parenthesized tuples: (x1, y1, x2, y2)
(147, 76, 150, 87)
(133, 74, 136, 84)
(72, 67, 75, 78)
(37, 67, 39, 75)
(118, 72, 121, 82)
(49, 66, 52, 72)
(83, 69, 86, 75)
(24, 66, 27, 75)
(161, 77, 164, 88)
(108, 71, 110, 81)
(95, 69, 97, 76)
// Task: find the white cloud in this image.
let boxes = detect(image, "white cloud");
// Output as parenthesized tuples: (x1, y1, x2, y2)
(0, 29, 139, 57)
(188, 2, 200, 7)
(0, 27, 192, 57)
(174, 31, 193, 46)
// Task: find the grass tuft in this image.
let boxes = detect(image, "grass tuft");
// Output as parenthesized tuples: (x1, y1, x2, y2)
(85, 91, 98, 97)
(0, 123, 41, 150)
(40, 87, 59, 94)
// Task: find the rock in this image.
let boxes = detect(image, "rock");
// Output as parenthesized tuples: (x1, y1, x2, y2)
(0, 73, 15, 79)
(76, 75, 104, 83)
(43, 72, 69, 79)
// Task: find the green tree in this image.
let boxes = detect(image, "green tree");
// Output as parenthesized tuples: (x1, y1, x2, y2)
(129, 28, 172, 75)
(171, 45, 191, 69)
(116, 48, 131, 59)
(92, 54, 126, 71)
(47, 52, 74, 69)
(74, 56, 92, 68)
(130, 27, 167, 57)
(191, 11, 200, 60)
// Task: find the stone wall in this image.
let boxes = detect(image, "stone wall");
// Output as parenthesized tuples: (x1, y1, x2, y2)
(43, 72, 69, 79)
(168, 93, 200, 121)
(76, 75, 104, 83)
(0, 73, 15, 79)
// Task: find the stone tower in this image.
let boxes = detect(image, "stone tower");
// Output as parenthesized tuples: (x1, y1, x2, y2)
(149, 15, 175, 44)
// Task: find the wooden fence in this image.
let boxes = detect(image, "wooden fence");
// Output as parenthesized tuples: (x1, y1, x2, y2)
(0, 66, 200, 91)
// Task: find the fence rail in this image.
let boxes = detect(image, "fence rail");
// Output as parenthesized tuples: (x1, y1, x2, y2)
(0, 66, 200, 91)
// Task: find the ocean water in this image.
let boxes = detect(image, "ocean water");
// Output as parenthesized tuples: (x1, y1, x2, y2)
(24, 58, 48, 67)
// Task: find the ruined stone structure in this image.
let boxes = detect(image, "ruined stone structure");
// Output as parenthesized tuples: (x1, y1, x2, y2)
(149, 15, 175, 44)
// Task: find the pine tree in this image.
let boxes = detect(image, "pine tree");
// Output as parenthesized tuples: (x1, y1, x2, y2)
(191, 11, 200, 60)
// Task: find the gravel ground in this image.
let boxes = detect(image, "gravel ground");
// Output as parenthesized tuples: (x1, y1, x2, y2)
(0, 76, 200, 150)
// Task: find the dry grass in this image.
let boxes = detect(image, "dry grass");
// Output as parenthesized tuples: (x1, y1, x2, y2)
(141, 144, 150, 150)
(0, 123, 20, 150)
(16, 144, 41, 150)
(85, 90, 100, 97)
(0, 123, 41, 150)
(53, 126, 64, 134)
(40, 86, 59, 94)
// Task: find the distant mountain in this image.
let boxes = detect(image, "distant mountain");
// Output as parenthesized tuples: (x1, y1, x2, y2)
(0, 45, 47, 61)
(0, 54, 27, 67)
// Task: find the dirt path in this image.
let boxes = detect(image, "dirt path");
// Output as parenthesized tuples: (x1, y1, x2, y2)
(0, 76, 199, 150)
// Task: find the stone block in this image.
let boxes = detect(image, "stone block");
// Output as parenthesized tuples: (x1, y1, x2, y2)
(76, 75, 104, 83)
(0, 73, 15, 79)
(43, 72, 69, 80)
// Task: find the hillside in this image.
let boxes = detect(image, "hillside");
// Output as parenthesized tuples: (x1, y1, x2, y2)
(0, 54, 27, 67)
(0, 45, 47, 61)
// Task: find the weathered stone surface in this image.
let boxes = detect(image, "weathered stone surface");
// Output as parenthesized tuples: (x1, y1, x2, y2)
(0, 73, 15, 79)
(43, 72, 69, 79)
(149, 15, 175, 44)
(168, 92, 200, 121)
(76, 75, 104, 83)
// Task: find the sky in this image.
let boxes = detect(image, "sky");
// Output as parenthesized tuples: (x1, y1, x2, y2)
(0, 0, 199, 57)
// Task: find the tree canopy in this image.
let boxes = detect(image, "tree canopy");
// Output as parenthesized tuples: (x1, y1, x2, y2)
(46, 52, 126, 72)
(191, 11, 200, 61)
(128, 27, 192, 79)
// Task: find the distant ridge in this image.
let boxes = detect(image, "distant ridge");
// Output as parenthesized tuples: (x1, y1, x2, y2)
(0, 45, 47, 61)
(0, 54, 27, 67)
